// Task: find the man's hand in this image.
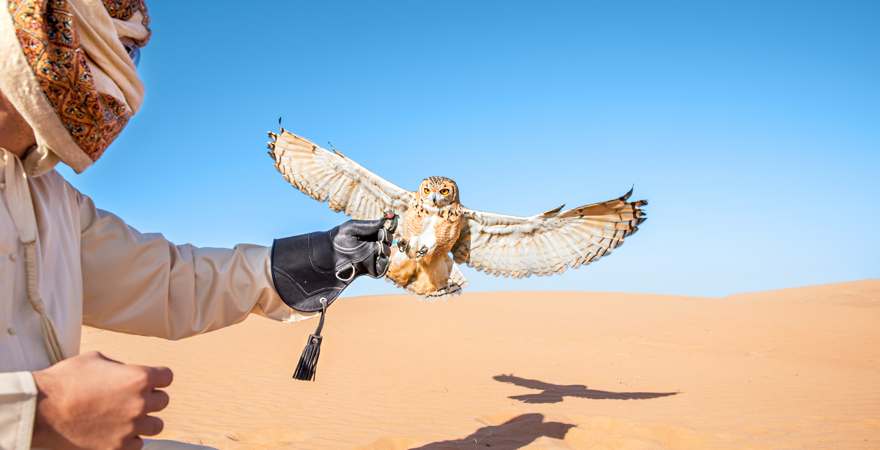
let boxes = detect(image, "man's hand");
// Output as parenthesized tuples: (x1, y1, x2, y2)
(31, 351, 172, 450)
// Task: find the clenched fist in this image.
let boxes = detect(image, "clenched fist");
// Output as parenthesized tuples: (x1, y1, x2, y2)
(31, 351, 173, 450)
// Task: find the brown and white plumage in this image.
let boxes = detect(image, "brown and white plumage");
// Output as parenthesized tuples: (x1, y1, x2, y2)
(268, 131, 413, 220)
(452, 191, 646, 278)
(268, 130, 647, 296)
(387, 176, 466, 296)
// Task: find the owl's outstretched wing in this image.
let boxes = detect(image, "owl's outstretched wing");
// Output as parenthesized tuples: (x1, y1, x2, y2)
(452, 189, 646, 278)
(268, 130, 414, 220)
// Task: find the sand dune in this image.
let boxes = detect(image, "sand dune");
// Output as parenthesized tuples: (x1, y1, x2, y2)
(80, 280, 880, 449)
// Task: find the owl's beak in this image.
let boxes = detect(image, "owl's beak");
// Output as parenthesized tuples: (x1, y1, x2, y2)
(429, 193, 439, 205)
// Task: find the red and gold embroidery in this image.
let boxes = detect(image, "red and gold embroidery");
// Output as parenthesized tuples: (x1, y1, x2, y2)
(7, 0, 150, 162)
(101, 0, 150, 45)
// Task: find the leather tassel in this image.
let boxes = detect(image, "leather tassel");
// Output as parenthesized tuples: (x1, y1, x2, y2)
(292, 333, 322, 381)
(292, 300, 327, 381)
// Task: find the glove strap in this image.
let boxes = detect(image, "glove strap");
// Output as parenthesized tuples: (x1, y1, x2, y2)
(292, 297, 327, 381)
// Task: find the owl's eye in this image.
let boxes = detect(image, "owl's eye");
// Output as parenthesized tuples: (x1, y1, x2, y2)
(440, 188, 450, 196)
(423, 188, 431, 195)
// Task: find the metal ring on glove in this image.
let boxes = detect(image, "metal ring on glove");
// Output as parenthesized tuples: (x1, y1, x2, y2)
(335, 262, 357, 282)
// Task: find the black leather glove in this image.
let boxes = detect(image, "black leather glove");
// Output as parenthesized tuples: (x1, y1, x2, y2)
(272, 214, 397, 381)
(271, 214, 397, 313)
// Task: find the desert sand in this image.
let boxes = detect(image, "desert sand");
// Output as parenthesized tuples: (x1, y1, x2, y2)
(81, 280, 880, 449)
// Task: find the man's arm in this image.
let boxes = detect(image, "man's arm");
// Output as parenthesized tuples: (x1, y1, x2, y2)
(76, 187, 304, 339)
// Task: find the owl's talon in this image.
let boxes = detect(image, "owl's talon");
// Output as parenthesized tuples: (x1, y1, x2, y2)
(397, 239, 409, 253)
(416, 245, 429, 258)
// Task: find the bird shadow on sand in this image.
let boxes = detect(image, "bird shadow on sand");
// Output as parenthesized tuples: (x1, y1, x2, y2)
(409, 413, 575, 450)
(493, 374, 678, 404)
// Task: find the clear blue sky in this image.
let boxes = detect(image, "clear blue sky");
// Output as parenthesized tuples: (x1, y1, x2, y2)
(62, 0, 879, 297)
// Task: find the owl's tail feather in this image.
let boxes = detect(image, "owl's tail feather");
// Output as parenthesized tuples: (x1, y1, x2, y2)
(448, 264, 468, 289)
(423, 284, 462, 300)
(422, 265, 468, 300)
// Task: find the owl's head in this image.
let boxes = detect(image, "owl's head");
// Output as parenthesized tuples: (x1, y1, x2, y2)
(418, 176, 459, 207)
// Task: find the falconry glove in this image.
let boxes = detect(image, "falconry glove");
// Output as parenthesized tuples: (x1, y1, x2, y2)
(271, 214, 397, 380)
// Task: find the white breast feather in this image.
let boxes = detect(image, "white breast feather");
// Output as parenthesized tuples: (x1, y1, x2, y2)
(419, 215, 440, 250)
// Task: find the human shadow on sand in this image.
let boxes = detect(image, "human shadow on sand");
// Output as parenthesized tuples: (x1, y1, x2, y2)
(493, 374, 678, 404)
(410, 413, 574, 450)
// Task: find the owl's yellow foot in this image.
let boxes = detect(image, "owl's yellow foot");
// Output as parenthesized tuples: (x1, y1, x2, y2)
(401, 239, 427, 259)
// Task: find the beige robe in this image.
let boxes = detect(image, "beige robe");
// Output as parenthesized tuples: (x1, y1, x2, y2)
(0, 148, 305, 449)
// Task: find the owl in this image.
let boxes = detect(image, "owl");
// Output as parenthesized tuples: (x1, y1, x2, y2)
(267, 130, 647, 297)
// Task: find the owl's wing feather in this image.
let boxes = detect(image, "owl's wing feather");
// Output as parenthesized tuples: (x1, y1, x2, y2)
(452, 189, 646, 278)
(269, 131, 413, 220)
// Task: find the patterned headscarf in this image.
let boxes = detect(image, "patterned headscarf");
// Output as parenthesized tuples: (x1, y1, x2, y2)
(0, 0, 150, 174)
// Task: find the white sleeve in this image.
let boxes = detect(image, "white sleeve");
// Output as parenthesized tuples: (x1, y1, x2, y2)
(75, 184, 312, 340)
(0, 372, 37, 450)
